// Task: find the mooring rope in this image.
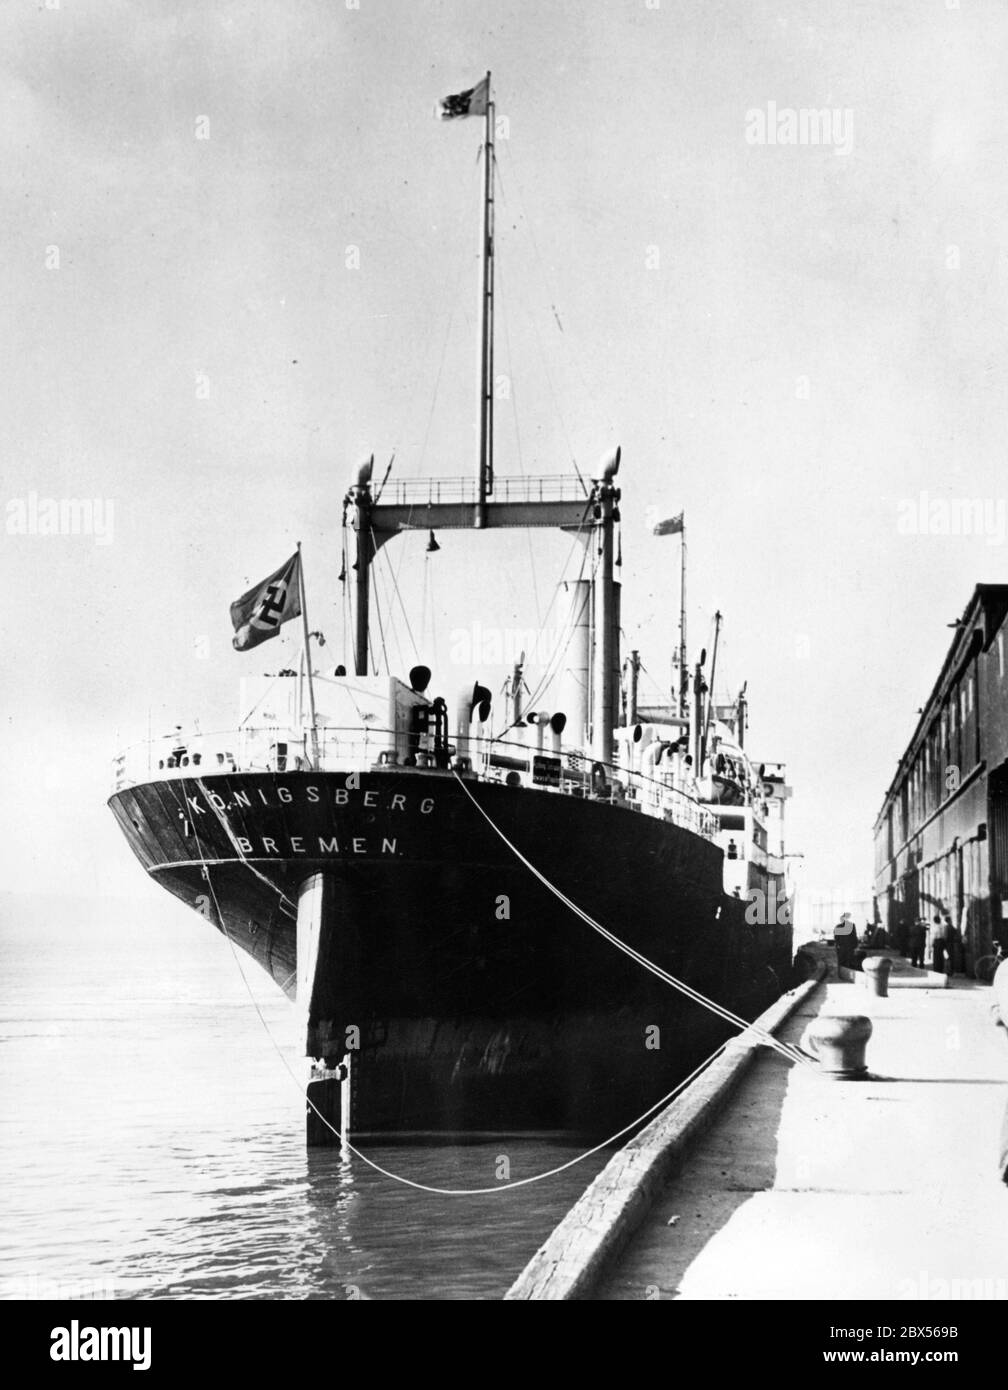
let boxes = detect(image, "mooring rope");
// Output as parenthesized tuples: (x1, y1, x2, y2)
(159, 769, 811, 1194)
(190, 779, 296, 920)
(451, 772, 814, 1071)
(179, 796, 740, 1193)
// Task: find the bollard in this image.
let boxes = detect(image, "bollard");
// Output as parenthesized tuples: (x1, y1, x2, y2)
(805, 1014, 873, 1079)
(862, 955, 893, 998)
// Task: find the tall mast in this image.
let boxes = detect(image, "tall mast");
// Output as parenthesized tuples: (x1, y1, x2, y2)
(678, 524, 687, 716)
(736, 681, 747, 749)
(297, 541, 320, 768)
(701, 608, 722, 767)
(476, 71, 494, 528)
(350, 456, 374, 677)
(591, 451, 621, 767)
(345, 78, 617, 698)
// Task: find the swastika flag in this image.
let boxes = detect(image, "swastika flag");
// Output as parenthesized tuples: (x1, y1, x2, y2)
(230, 551, 302, 652)
(438, 75, 490, 120)
(652, 512, 684, 537)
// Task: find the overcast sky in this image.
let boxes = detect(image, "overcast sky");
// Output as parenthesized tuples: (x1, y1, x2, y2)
(3, 0, 1007, 919)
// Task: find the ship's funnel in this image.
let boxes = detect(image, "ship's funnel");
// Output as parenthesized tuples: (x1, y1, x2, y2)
(519, 711, 550, 756)
(471, 682, 492, 723)
(550, 710, 566, 757)
(633, 722, 659, 746)
(634, 723, 659, 767)
(456, 682, 492, 761)
(455, 692, 471, 761)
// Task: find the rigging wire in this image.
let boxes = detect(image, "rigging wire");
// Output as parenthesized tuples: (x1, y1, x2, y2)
(373, 453, 395, 505)
(420, 548, 431, 656)
(237, 671, 283, 728)
(376, 539, 420, 664)
(166, 779, 296, 923)
(382, 151, 483, 620)
(383, 563, 410, 677)
(510, 526, 598, 725)
(420, 549, 440, 659)
(367, 538, 392, 677)
(492, 151, 586, 489)
(369, 542, 408, 676)
(389, 150, 482, 476)
(415, 144, 485, 478)
(492, 159, 542, 632)
(338, 526, 352, 670)
(498, 139, 617, 449)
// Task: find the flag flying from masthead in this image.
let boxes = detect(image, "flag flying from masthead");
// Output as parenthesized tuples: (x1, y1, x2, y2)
(230, 551, 302, 651)
(438, 75, 490, 120)
(652, 512, 684, 536)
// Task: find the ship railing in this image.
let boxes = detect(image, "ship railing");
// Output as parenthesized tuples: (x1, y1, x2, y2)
(545, 759, 717, 839)
(377, 474, 589, 508)
(109, 724, 719, 841)
(111, 724, 387, 790)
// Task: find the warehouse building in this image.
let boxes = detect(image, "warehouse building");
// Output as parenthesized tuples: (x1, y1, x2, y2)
(873, 583, 1008, 971)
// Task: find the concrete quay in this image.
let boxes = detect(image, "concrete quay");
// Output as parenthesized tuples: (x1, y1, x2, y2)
(508, 966, 1008, 1300)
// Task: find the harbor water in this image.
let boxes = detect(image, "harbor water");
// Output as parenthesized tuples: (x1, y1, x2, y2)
(0, 894, 609, 1301)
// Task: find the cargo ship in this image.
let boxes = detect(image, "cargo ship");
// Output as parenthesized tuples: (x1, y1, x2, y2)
(108, 76, 795, 1139)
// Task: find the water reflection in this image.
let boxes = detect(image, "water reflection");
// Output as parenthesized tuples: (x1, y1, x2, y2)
(1, 906, 610, 1301)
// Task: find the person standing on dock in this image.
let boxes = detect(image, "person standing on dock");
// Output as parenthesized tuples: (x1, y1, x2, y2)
(909, 916, 927, 969)
(833, 912, 858, 971)
(932, 913, 948, 975)
(947, 922, 964, 977)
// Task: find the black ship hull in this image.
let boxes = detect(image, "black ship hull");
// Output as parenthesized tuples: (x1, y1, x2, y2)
(109, 769, 793, 1135)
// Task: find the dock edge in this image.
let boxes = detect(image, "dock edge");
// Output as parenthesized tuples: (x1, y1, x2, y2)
(504, 965, 826, 1300)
